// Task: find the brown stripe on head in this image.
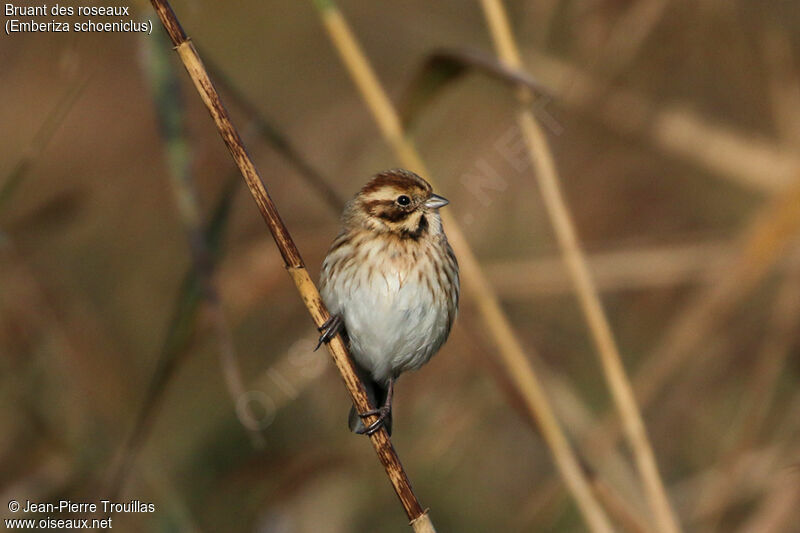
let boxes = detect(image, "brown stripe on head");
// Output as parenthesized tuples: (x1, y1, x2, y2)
(362, 199, 413, 222)
(360, 169, 433, 197)
(347, 169, 441, 238)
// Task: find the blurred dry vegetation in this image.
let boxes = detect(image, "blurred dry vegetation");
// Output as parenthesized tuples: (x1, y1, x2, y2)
(2, 0, 800, 532)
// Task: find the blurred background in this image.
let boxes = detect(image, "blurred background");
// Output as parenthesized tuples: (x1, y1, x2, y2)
(2, 1, 800, 531)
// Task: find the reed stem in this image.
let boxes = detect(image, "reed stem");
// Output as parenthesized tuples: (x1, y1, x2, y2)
(148, 1, 433, 529)
(478, 1, 682, 532)
(312, 1, 613, 531)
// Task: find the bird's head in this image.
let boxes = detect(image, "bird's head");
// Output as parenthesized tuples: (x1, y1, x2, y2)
(348, 169, 449, 239)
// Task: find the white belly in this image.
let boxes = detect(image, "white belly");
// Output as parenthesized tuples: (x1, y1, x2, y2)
(322, 261, 451, 385)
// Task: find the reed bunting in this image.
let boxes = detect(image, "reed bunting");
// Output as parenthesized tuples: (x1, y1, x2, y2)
(318, 169, 459, 435)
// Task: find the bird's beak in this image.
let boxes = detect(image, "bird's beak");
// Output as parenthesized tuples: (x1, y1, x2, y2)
(424, 194, 449, 209)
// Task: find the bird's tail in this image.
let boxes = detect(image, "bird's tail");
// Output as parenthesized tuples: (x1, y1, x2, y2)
(348, 364, 392, 436)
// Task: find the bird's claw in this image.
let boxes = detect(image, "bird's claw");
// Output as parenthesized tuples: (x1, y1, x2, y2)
(315, 314, 344, 351)
(356, 406, 391, 436)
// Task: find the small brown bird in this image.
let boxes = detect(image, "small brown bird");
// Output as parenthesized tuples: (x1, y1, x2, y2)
(318, 169, 459, 435)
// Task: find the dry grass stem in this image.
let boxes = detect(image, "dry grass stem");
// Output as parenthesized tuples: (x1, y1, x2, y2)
(587, 473, 656, 533)
(710, 397, 800, 533)
(527, 0, 561, 47)
(690, 256, 800, 527)
(485, 240, 734, 295)
(203, 55, 347, 212)
(104, 175, 239, 500)
(143, 30, 261, 445)
(399, 48, 553, 130)
(736, 478, 800, 533)
(111, 68, 341, 485)
(540, 366, 649, 511)
(593, 0, 669, 79)
(733, 421, 800, 533)
(406, 43, 798, 193)
(479, 1, 681, 532)
(581, 179, 800, 501)
(522, 49, 799, 193)
(313, 1, 613, 531)
(630, 181, 800, 413)
(106, 39, 261, 500)
(148, 1, 434, 529)
(669, 444, 786, 524)
(6, 3, 799, 531)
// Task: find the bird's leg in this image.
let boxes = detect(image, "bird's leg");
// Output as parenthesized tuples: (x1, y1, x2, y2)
(357, 378, 394, 435)
(315, 314, 344, 351)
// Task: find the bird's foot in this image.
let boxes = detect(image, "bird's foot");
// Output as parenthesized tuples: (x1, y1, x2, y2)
(315, 314, 344, 351)
(356, 378, 393, 436)
(356, 406, 391, 436)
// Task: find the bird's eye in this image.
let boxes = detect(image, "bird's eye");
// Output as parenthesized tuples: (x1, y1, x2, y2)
(396, 195, 411, 206)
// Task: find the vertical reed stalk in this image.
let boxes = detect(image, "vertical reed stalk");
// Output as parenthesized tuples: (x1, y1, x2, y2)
(575, 179, 800, 509)
(690, 247, 800, 529)
(311, 1, 613, 531)
(147, 1, 434, 531)
(111, 43, 346, 498)
(478, 2, 682, 533)
(143, 28, 261, 445)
